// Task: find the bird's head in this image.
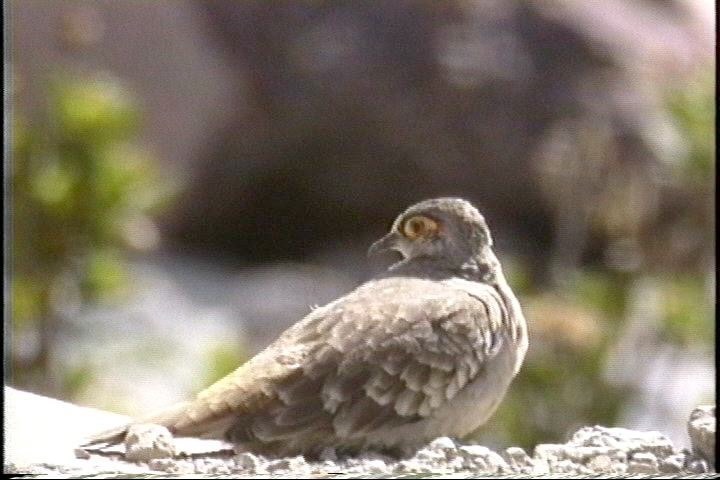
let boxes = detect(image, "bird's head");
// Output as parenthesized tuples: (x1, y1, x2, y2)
(368, 198, 494, 271)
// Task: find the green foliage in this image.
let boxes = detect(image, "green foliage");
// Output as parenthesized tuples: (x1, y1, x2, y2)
(200, 342, 250, 389)
(666, 70, 715, 183)
(62, 364, 96, 398)
(82, 248, 128, 298)
(11, 278, 42, 330)
(503, 257, 534, 296)
(660, 275, 714, 347)
(490, 347, 627, 450)
(11, 73, 174, 395)
(53, 77, 138, 142)
(570, 270, 628, 321)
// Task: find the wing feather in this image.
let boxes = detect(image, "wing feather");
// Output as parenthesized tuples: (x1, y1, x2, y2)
(221, 277, 511, 449)
(86, 276, 512, 453)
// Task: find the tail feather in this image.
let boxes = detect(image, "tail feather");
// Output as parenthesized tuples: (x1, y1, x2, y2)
(79, 424, 131, 450)
(79, 401, 192, 450)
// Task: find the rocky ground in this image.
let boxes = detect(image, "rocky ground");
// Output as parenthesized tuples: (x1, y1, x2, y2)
(4, 387, 715, 478)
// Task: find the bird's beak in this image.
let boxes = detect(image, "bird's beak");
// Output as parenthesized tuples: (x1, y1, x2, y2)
(368, 232, 399, 258)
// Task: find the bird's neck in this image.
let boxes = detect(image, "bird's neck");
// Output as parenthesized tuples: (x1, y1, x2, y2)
(384, 248, 501, 284)
(463, 247, 502, 283)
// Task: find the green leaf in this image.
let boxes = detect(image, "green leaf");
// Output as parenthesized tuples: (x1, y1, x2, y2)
(82, 248, 128, 298)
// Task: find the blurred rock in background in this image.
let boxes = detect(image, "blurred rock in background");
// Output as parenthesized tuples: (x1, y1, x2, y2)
(9, 0, 714, 451)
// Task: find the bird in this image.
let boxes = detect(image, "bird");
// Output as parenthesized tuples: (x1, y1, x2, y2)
(81, 197, 528, 457)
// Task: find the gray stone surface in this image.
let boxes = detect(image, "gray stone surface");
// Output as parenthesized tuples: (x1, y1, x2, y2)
(4, 386, 717, 477)
(688, 404, 716, 468)
(124, 423, 175, 461)
(3, 386, 130, 467)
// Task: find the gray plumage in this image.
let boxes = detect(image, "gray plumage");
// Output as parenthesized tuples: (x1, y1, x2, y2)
(82, 197, 528, 456)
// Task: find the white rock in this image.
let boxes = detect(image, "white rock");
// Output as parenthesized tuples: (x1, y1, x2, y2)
(363, 459, 389, 474)
(395, 459, 433, 473)
(686, 458, 709, 473)
(586, 454, 614, 472)
(628, 451, 659, 474)
(234, 451, 264, 473)
(533, 443, 566, 461)
(458, 445, 508, 472)
(124, 423, 175, 461)
(659, 453, 686, 473)
(4, 386, 131, 467)
(688, 405, 715, 468)
(266, 455, 308, 474)
(148, 458, 176, 472)
(427, 436, 457, 451)
(568, 425, 674, 458)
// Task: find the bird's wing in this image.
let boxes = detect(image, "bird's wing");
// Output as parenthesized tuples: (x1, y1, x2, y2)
(221, 276, 513, 448)
(82, 276, 512, 451)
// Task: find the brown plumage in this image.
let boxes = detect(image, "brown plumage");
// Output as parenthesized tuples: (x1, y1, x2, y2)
(82, 198, 528, 456)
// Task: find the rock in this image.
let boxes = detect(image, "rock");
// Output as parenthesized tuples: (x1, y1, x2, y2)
(146, 458, 193, 474)
(628, 451, 659, 474)
(148, 458, 175, 472)
(533, 443, 566, 462)
(233, 452, 265, 473)
(73, 447, 91, 460)
(503, 446, 534, 473)
(457, 445, 508, 473)
(564, 446, 627, 464)
(409, 436, 460, 471)
(4, 386, 131, 467)
(426, 436, 458, 455)
(568, 425, 674, 459)
(413, 447, 447, 463)
(533, 442, 630, 474)
(364, 459, 390, 474)
(266, 455, 308, 474)
(191, 458, 230, 474)
(688, 405, 715, 468)
(553, 459, 584, 474)
(173, 437, 235, 456)
(5, 387, 714, 476)
(686, 458, 710, 473)
(207, 461, 231, 474)
(659, 453, 685, 473)
(394, 459, 434, 474)
(529, 457, 551, 474)
(586, 454, 614, 472)
(124, 424, 175, 462)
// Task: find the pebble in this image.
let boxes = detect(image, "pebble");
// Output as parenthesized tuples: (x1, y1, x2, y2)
(504, 446, 536, 473)
(569, 426, 674, 459)
(458, 444, 508, 472)
(124, 424, 175, 462)
(363, 459, 389, 473)
(628, 451, 659, 474)
(659, 453, 685, 473)
(688, 405, 716, 468)
(266, 455, 308, 474)
(686, 458, 709, 473)
(234, 451, 264, 473)
(586, 454, 614, 472)
(73, 447, 91, 459)
(426, 436, 457, 453)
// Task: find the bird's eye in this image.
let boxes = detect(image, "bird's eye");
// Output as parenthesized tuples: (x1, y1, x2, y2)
(402, 215, 439, 240)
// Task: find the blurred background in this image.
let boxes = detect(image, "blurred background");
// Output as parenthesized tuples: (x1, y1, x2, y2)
(8, 0, 715, 451)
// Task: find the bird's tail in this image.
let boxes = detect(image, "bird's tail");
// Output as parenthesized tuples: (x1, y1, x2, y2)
(79, 401, 192, 450)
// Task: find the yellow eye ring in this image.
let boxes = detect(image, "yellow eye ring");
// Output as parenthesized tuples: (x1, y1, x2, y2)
(402, 215, 439, 240)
